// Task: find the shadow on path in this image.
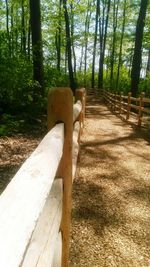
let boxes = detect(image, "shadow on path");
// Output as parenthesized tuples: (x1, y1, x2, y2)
(70, 95, 150, 267)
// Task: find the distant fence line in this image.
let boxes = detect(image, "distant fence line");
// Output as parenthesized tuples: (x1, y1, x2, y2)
(102, 90, 150, 127)
(0, 87, 86, 267)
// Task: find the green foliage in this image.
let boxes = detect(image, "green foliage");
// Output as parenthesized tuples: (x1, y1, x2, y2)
(0, 114, 22, 136)
(0, 0, 150, 128)
(139, 74, 150, 97)
(44, 66, 69, 88)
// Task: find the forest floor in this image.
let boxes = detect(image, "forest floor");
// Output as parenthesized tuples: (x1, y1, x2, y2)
(0, 115, 47, 193)
(69, 95, 150, 267)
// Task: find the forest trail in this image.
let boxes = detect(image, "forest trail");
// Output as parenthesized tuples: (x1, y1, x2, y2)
(70, 94, 150, 267)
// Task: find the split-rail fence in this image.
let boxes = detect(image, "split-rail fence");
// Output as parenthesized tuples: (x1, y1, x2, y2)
(0, 87, 86, 267)
(102, 90, 150, 127)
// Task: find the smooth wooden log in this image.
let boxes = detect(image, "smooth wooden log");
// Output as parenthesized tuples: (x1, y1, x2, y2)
(120, 92, 123, 114)
(0, 124, 64, 267)
(48, 87, 73, 267)
(75, 88, 86, 127)
(22, 179, 63, 267)
(51, 232, 62, 267)
(130, 96, 139, 101)
(143, 107, 150, 115)
(143, 97, 150, 104)
(126, 92, 131, 120)
(73, 100, 82, 123)
(72, 122, 80, 179)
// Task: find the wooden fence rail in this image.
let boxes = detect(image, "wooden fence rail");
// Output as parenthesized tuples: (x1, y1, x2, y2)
(0, 87, 86, 267)
(103, 90, 150, 127)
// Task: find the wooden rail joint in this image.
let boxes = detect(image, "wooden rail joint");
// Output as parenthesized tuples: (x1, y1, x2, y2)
(48, 87, 73, 267)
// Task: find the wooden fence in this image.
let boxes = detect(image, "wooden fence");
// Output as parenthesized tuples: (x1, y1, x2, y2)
(103, 90, 150, 127)
(0, 87, 86, 267)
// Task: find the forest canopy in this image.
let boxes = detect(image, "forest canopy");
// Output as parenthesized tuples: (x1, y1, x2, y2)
(0, 0, 150, 118)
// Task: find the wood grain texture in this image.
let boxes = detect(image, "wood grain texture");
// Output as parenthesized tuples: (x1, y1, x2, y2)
(73, 101, 82, 123)
(0, 124, 64, 267)
(72, 122, 80, 179)
(22, 178, 63, 267)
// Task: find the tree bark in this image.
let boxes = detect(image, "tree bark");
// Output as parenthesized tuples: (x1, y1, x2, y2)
(84, 0, 92, 87)
(21, 0, 26, 54)
(98, 0, 111, 89)
(131, 0, 148, 96)
(110, 0, 120, 88)
(70, 2, 77, 80)
(116, 0, 127, 90)
(27, 18, 31, 59)
(91, 0, 100, 89)
(56, 0, 62, 71)
(29, 0, 44, 91)
(63, 0, 76, 94)
(5, 0, 11, 56)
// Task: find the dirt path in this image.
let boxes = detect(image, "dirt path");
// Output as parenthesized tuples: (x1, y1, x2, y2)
(70, 95, 150, 267)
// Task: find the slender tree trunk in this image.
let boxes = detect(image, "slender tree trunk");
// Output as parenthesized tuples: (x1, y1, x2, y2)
(63, 0, 76, 94)
(98, 0, 111, 89)
(98, 4, 105, 89)
(5, 0, 11, 56)
(131, 0, 148, 96)
(15, 9, 19, 53)
(110, 0, 120, 88)
(21, 0, 26, 54)
(91, 0, 100, 89)
(29, 0, 44, 92)
(27, 19, 31, 59)
(84, 0, 92, 87)
(56, 0, 62, 71)
(65, 44, 67, 75)
(10, 4, 14, 57)
(70, 3, 77, 80)
(116, 0, 126, 90)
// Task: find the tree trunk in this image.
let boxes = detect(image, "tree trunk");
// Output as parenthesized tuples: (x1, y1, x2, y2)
(63, 0, 76, 94)
(27, 18, 31, 59)
(98, 0, 111, 89)
(110, 0, 120, 88)
(5, 0, 11, 56)
(91, 0, 100, 89)
(21, 0, 26, 54)
(84, 0, 92, 87)
(70, 3, 77, 80)
(10, 3, 14, 57)
(131, 0, 148, 96)
(56, 0, 62, 71)
(116, 0, 126, 90)
(29, 0, 44, 92)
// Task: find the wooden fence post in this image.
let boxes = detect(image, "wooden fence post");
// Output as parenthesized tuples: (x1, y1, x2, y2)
(75, 88, 86, 162)
(48, 87, 73, 267)
(120, 91, 123, 114)
(114, 92, 117, 111)
(126, 92, 131, 120)
(138, 92, 145, 127)
(75, 88, 86, 128)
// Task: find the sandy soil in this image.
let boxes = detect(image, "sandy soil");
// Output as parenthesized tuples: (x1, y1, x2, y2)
(70, 95, 150, 267)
